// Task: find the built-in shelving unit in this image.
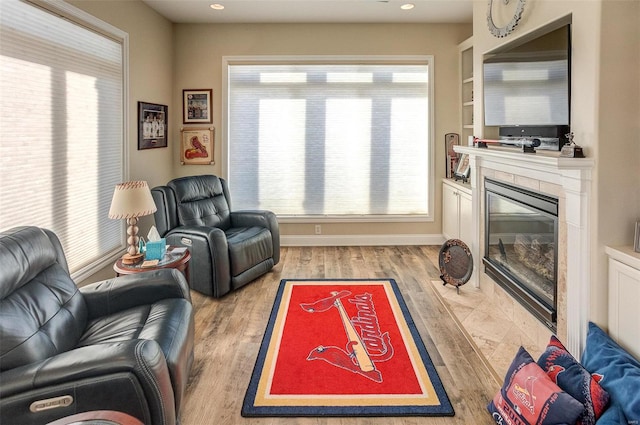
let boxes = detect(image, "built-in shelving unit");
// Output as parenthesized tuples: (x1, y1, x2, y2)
(459, 37, 474, 145)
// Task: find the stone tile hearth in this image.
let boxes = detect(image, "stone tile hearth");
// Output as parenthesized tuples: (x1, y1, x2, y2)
(430, 279, 548, 380)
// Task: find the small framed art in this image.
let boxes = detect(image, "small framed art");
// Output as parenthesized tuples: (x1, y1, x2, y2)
(454, 153, 470, 183)
(180, 127, 214, 165)
(138, 102, 168, 150)
(183, 89, 212, 124)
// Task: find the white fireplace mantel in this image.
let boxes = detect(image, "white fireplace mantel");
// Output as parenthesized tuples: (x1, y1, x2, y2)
(454, 145, 595, 356)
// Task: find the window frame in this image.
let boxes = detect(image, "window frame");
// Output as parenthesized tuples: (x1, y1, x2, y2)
(221, 55, 435, 223)
(1, 0, 129, 282)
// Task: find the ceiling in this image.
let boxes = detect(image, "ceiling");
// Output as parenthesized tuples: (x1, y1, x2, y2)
(141, 0, 474, 24)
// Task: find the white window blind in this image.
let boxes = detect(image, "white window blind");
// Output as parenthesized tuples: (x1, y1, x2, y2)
(226, 59, 432, 219)
(0, 0, 125, 277)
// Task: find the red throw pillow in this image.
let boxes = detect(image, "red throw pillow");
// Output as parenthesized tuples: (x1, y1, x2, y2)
(488, 346, 585, 425)
(537, 335, 610, 425)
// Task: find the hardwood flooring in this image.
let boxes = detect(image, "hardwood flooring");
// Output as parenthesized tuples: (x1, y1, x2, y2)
(181, 246, 500, 425)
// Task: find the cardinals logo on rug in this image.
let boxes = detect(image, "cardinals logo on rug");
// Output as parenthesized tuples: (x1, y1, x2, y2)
(300, 290, 394, 383)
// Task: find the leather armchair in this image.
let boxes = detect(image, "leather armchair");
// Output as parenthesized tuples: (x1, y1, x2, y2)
(152, 175, 279, 298)
(0, 226, 194, 425)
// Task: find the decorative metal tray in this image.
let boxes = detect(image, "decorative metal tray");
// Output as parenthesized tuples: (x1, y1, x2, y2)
(439, 239, 473, 293)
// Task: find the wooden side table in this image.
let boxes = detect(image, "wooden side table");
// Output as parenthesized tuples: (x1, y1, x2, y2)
(114, 246, 191, 283)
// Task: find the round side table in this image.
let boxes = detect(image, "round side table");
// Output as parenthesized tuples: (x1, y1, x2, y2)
(114, 246, 191, 283)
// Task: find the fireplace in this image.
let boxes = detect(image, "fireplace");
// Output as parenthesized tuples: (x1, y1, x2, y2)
(483, 178, 559, 331)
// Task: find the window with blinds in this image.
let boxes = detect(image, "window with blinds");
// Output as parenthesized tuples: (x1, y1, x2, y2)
(0, 0, 126, 279)
(226, 58, 433, 220)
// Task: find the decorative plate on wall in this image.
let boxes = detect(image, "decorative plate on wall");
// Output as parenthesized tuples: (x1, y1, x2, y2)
(487, 0, 526, 38)
(439, 239, 473, 293)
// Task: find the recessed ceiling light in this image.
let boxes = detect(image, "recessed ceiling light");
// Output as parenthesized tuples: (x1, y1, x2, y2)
(400, 3, 415, 10)
(210, 3, 224, 10)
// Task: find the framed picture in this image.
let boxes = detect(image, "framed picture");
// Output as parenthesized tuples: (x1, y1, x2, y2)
(634, 221, 640, 253)
(454, 153, 470, 183)
(183, 89, 212, 124)
(138, 102, 168, 150)
(181, 127, 214, 165)
(445, 133, 460, 179)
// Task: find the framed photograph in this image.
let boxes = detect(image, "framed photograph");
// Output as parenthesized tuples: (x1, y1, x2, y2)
(181, 127, 214, 165)
(634, 221, 640, 253)
(138, 102, 168, 150)
(454, 153, 470, 183)
(183, 89, 212, 124)
(445, 133, 460, 179)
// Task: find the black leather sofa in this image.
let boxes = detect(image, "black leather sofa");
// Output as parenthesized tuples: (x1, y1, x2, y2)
(0, 226, 194, 425)
(152, 175, 280, 298)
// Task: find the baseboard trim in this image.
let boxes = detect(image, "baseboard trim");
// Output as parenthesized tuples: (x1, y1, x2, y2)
(281, 234, 445, 247)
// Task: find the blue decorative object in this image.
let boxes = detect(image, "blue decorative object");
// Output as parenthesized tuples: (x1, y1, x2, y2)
(581, 322, 640, 424)
(145, 238, 166, 260)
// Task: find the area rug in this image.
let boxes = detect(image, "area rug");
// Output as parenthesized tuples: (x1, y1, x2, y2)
(241, 279, 455, 417)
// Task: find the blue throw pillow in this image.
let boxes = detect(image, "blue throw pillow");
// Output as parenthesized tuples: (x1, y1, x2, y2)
(488, 346, 585, 425)
(537, 335, 610, 425)
(581, 322, 640, 424)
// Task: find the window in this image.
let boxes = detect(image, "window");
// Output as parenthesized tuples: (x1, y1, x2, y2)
(225, 57, 434, 220)
(0, 0, 127, 280)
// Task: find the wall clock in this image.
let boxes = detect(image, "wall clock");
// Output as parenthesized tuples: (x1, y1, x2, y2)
(487, 0, 526, 38)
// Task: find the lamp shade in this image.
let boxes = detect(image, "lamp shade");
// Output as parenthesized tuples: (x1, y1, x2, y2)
(108, 181, 157, 219)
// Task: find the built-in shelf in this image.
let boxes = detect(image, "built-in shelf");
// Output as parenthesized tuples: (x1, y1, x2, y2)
(459, 36, 474, 144)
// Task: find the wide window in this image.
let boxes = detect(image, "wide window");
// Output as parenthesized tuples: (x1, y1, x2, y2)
(225, 57, 434, 220)
(0, 0, 126, 279)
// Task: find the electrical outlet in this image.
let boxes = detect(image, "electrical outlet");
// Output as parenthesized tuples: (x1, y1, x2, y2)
(315, 225, 322, 235)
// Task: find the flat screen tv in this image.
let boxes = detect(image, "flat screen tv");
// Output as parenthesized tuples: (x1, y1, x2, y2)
(484, 25, 571, 130)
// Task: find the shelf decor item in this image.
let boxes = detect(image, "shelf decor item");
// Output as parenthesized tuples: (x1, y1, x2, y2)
(138, 102, 168, 150)
(454, 153, 470, 183)
(634, 221, 640, 253)
(180, 127, 214, 165)
(183, 89, 212, 124)
(445, 133, 460, 179)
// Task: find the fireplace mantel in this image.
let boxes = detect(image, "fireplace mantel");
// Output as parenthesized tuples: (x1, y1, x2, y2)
(453, 145, 594, 356)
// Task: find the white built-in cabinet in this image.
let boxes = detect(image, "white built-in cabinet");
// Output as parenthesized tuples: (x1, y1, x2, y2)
(442, 179, 472, 243)
(604, 246, 640, 359)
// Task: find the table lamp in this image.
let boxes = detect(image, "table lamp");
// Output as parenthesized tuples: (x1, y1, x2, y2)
(108, 181, 157, 264)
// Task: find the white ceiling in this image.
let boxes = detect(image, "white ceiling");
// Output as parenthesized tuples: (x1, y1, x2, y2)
(141, 0, 473, 24)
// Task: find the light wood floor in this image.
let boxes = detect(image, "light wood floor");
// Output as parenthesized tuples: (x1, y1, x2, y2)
(181, 246, 500, 425)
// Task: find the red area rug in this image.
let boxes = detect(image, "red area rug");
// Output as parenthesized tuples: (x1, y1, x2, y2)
(241, 279, 454, 417)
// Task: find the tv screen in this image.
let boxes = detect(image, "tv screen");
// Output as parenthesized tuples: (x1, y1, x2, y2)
(484, 25, 570, 127)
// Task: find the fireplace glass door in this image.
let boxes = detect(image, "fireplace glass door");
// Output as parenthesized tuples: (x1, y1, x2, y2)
(484, 179, 558, 325)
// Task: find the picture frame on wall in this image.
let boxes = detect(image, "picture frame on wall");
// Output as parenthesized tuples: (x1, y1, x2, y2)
(180, 127, 214, 165)
(138, 102, 168, 150)
(183, 89, 212, 124)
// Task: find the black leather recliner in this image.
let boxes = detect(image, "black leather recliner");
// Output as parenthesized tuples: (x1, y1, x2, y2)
(152, 174, 280, 298)
(0, 226, 194, 425)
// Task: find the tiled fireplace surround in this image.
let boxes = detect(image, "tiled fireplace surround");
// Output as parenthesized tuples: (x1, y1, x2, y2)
(454, 146, 594, 358)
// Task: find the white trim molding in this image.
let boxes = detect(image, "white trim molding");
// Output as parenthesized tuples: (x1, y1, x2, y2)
(282, 234, 445, 247)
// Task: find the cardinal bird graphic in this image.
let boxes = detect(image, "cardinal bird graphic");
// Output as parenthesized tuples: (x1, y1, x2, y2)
(307, 345, 383, 382)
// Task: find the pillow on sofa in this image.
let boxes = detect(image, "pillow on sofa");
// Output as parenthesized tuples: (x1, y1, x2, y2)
(488, 346, 585, 425)
(537, 335, 609, 425)
(581, 322, 640, 424)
